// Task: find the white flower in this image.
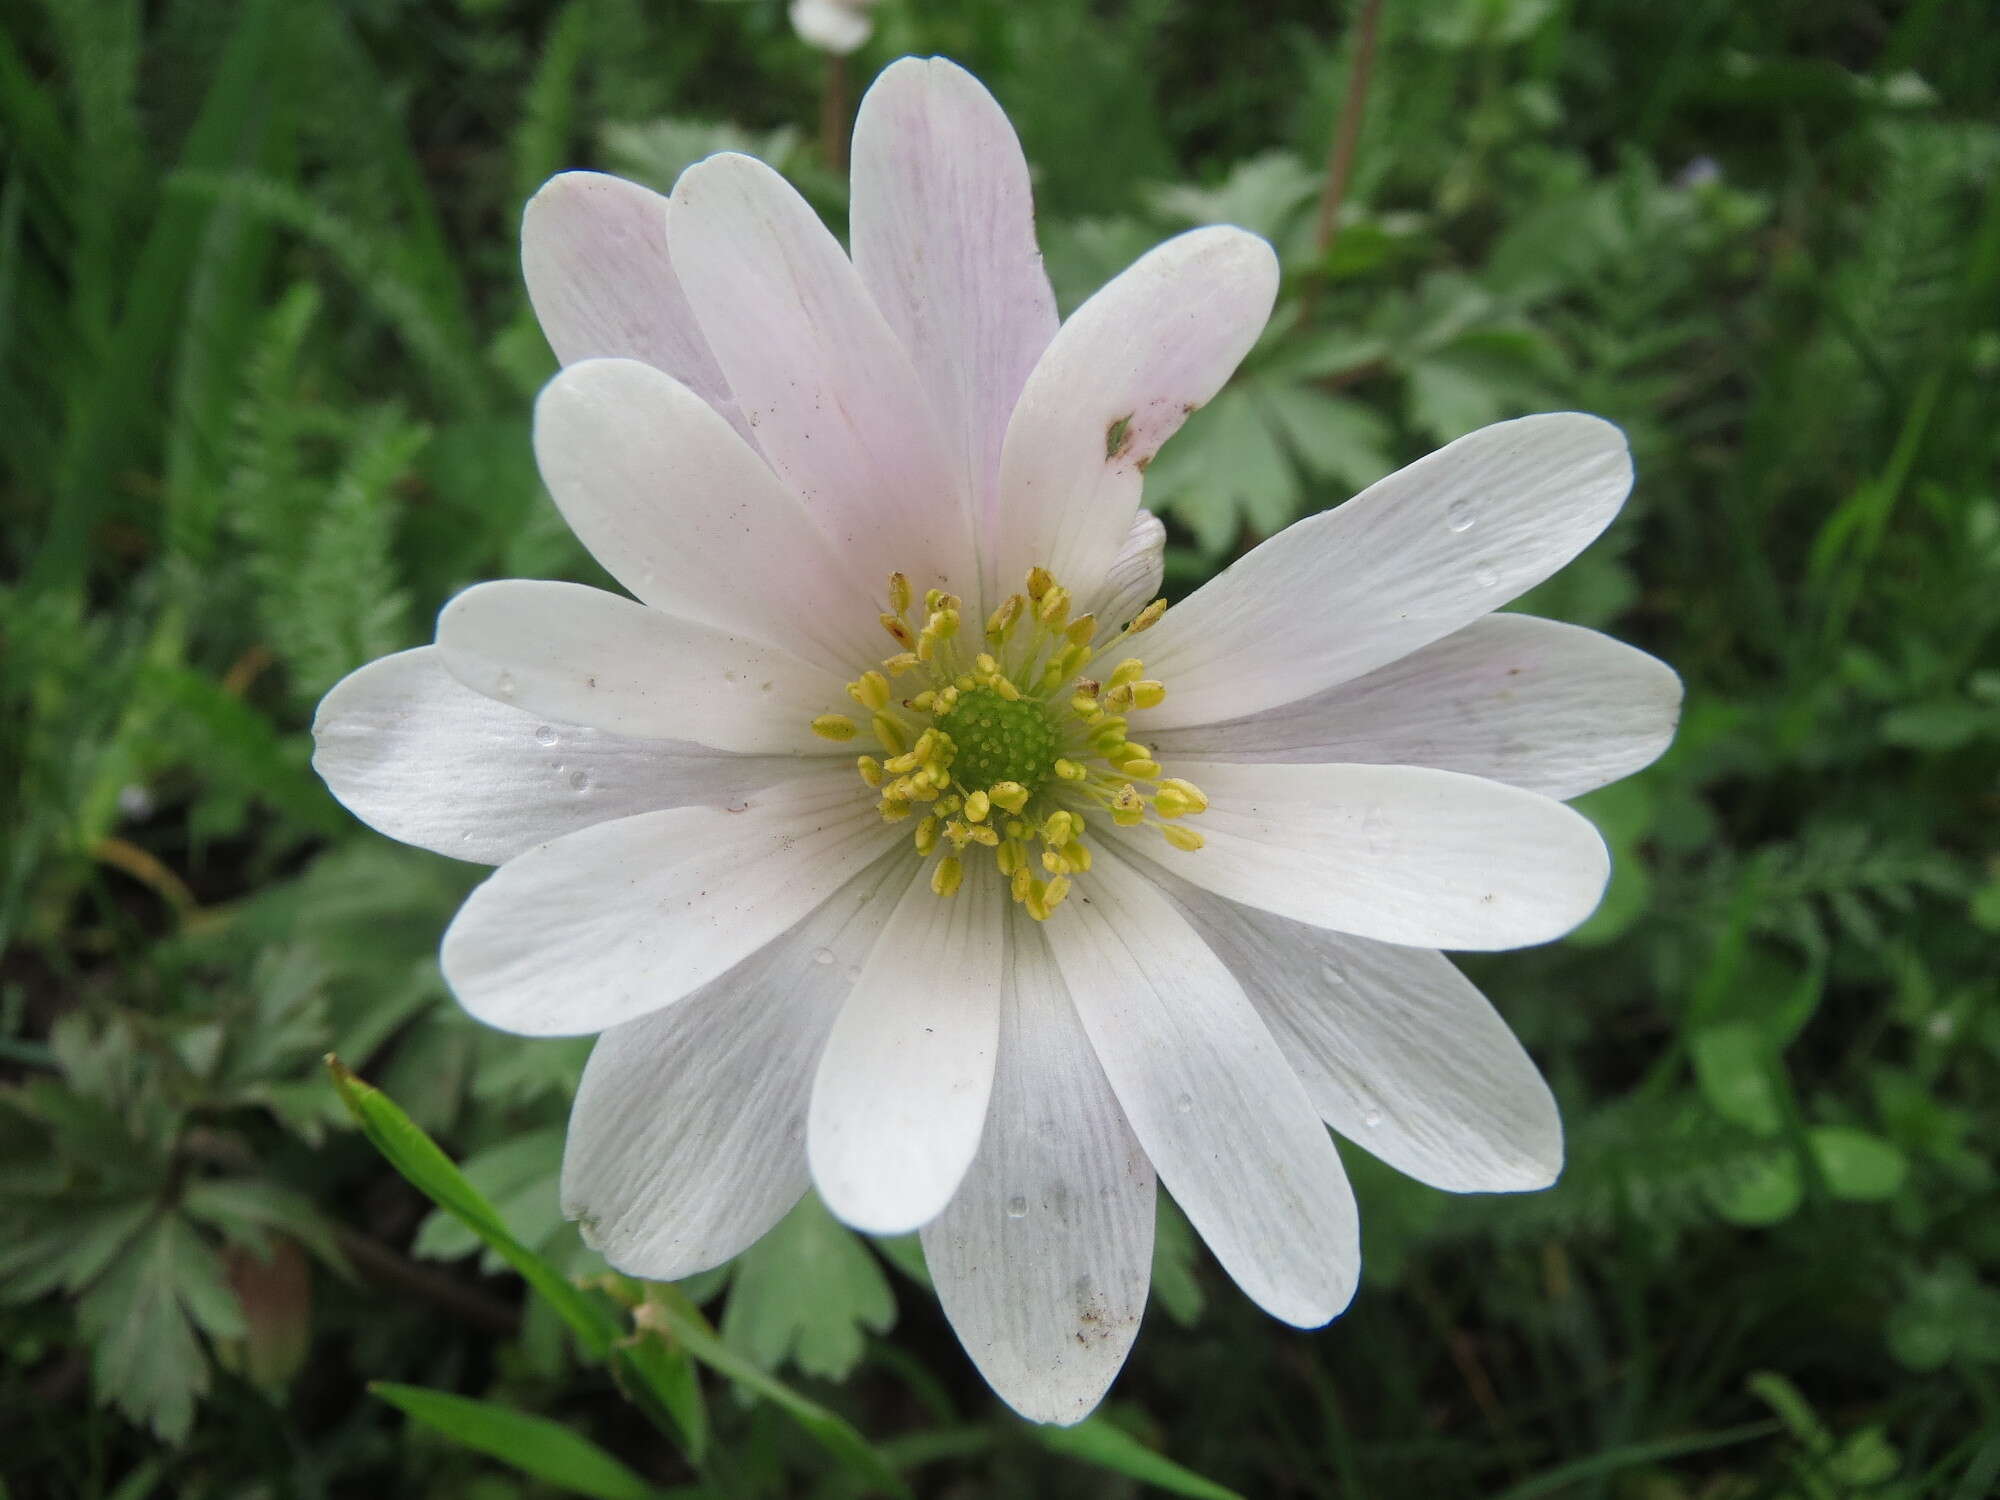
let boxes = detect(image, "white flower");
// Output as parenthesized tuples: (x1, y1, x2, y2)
(790, 0, 878, 56)
(312, 58, 1680, 1424)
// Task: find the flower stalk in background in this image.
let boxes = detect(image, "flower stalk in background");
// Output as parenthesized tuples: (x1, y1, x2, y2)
(313, 57, 1680, 1424)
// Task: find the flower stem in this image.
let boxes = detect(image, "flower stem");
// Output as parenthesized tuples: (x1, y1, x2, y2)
(821, 52, 849, 173)
(1311, 0, 1384, 267)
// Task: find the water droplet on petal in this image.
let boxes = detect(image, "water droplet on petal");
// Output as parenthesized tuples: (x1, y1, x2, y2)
(1319, 960, 1349, 987)
(533, 725, 557, 746)
(1363, 1109, 1384, 1129)
(1474, 563, 1500, 588)
(568, 770, 590, 791)
(812, 948, 835, 966)
(1174, 1092, 1194, 1114)
(1006, 1195, 1029, 1219)
(1447, 502, 1476, 533)
(496, 671, 517, 697)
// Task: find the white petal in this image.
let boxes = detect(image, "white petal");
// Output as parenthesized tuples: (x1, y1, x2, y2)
(666, 153, 979, 599)
(1094, 509, 1167, 637)
(1041, 849, 1358, 1327)
(521, 172, 748, 441)
(789, 0, 871, 54)
(1114, 761, 1609, 950)
(1155, 871, 1561, 1192)
(561, 853, 910, 1280)
(808, 863, 1004, 1234)
(435, 580, 840, 755)
(440, 769, 892, 1036)
(922, 908, 1154, 1425)
(312, 648, 797, 864)
(533, 359, 883, 670)
(850, 57, 1059, 598)
(1151, 614, 1682, 801)
(1141, 414, 1634, 728)
(995, 227, 1277, 604)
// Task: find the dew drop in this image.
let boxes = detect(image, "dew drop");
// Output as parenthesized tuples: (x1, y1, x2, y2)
(1319, 960, 1349, 987)
(812, 948, 836, 966)
(1173, 1092, 1194, 1114)
(496, 671, 517, 697)
(1363, 1109, 1384, 1129)
(1473, 563, 1500, 588)
(1446, 502, 1476, 533)
(568, 770, 591, 792)
(1006, 1196, 1029, 1219)
(533, 724, 558, 746)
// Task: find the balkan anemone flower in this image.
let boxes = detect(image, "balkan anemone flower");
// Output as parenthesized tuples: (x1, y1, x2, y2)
(313, 58, 1679, 1423)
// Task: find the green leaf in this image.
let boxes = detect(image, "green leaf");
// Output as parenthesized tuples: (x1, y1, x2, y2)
(1033, 1414, 1244, 1500)
(372, 1383, 657, 1500)
(326, 1057, 620, 1358)
(1807, 1127, 1908, 1201)
(1150, 1194, 1205, 1328)
(1705, 1148, 1802, 1227)
(640, 1283, 910, 1498)
(1689, 1023, 1785, 1136)
(721, 1193, 895, 1382)
(610, 1332, 710, 1464)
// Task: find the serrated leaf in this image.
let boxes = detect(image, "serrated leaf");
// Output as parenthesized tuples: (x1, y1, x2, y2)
(372, 1383, 657, 1500)
(721, 1192, 894, 1382)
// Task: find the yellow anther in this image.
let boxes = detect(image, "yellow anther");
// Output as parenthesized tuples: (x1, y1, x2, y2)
(1109, 740, 1151, 765)
(884, 749, 921, 775)
(1062, 839, 1093, 873)
(1025, 566, 1055, 601)
(996, 840, 1027, 876)
(1035, 585, 1071, 629)
(1004, 819, 1030, 841)
(1065, 614, 1097, 646)
(936, 794, 963, 816)
(856, 755, 884, 787)
(975, 652, 1000, 677)
(1122, 759, 1162, 779)
(1011, 865, 1034, 903)
(1053, 758, 1087, 782)
(1155, 778, 1209, 817)
(1042, 849, 1070, 875)
(872, 715, 908, 756)
(992, 676, 1023, 702)
(1023, 879, 1052, 922)
(913, 816, 941, 856)
(986, 595, 1024, 639)
(1161, 824, 1205, 852)
(937, 684, 960, 711)
(909, 690, 939, 713)
(1110, 784, 1146, 825)
(1105, 682, 1133, 710)
(964, 790, 991, 823)
(932, 857, 964, 897)
(812, 714, 858, 741)
(1070, 688, 1100, 715)
(924, 587, 945, 612)
(882, 651, 920, 676)
(881, 613, 916, 649)
(1044, 875, 1072, 911)
(1108, 658, 1145, 689)
(967, 824, 1000, 847)
(1129, 681, 1166, 709)
(1127, 598, 1168, 633)
(848, 671, 891, 710)
(887, 572, 912, 615)
(927, 607, 960, 641)
(1043, 810, 1076, 846)
(989, 782, 1030, 814)
(944, 819, 973, 850)
(880, 799, 914, 821)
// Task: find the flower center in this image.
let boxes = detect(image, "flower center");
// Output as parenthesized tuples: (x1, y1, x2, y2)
(808, 567, 1208, 920)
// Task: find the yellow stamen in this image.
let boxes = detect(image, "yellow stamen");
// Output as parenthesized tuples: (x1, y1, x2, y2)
(932, 857, 964, 897)
(1161, 824, 1205, 852)
(812, 714, 858, 741)
(856, 755, 884, 787)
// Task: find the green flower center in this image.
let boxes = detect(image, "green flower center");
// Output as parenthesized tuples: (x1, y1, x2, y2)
(936, 687, 1059, 794)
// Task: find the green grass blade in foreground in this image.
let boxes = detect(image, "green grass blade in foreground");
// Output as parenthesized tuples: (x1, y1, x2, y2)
(611, 1330, 710, 1465)
(1032, 1415, 1245, 1500)
(1488, 1421, 1783, 1500)
(639, 1283, 912, 1499)
(325, 1056, 619, 1357)
(371, 1382, 659, 1500)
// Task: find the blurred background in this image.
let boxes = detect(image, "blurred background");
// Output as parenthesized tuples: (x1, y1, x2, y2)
(3, 1, 1997, 1495)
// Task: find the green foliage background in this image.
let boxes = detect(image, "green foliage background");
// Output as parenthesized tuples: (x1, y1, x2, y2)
(3, 0, 1997, 1495)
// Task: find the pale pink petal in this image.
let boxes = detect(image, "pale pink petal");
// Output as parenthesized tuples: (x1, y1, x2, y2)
(561, 854, 909, 1280)
(521, 172, 748, 441)
(1151, 613, 1682, 801)
(1113, 761, 1609, 950)
(1042, 849, 1359, 1328)
(922, 907, 1154, 1425)
(435, 580, 841, 755)
(1156, 870, 1562, 1192)
(994, 227, 1277, 605)
(850, 57, 1059, 595)
(312, 648, 798, 864)
(808, 862, 1005, 1234)
(1141, 414, 1633, 728)
(534, 358, 885, 670)
(440, 768, 892, 1036)
(666, 152, 979, 599)
(1094, 509, 1167, 639)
